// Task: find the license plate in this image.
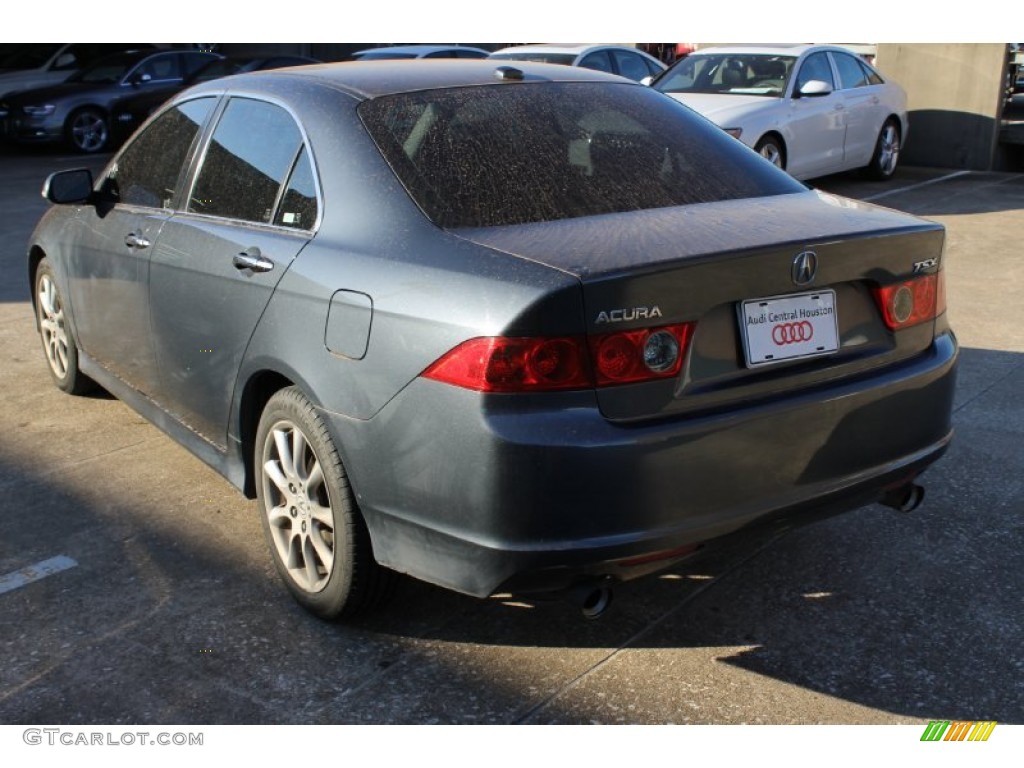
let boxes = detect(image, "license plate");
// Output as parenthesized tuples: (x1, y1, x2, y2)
(739, 290, 839, 368)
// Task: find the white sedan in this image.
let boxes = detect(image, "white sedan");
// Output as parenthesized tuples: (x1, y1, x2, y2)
(652, 44, 907, 181)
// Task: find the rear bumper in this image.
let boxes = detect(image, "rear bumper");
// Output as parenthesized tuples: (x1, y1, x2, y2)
(328, 331, 958, 598)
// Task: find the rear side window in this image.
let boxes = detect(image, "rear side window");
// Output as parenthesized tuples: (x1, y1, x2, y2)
(189, 98, 305, 225)
(833, 52, 869, 89)
(110, 96, 216, 208)
(359, 82, 804, 228)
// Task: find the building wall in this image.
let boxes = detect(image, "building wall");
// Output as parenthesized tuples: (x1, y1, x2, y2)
(877, 43, 1008, 171)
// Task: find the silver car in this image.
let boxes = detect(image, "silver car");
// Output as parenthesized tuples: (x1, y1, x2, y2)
(29, 61, 957, 620)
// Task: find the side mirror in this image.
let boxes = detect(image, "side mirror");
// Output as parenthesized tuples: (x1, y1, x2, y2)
(796, 79, 833, 98)
(640, 75, 653, 86)
(53, 53, 77, 70)
(130, 72, 153, 86)
(42, 168, 94, 204)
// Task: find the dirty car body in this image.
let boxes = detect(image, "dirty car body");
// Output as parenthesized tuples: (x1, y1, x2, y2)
(28, 61, 957, 618)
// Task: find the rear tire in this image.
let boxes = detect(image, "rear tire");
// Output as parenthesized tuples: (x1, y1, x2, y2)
(255, 386, 392, 619)
(864, 119, 901, 180)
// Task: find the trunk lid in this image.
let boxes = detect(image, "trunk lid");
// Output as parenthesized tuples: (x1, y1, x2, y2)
(453, 190, 946, 420)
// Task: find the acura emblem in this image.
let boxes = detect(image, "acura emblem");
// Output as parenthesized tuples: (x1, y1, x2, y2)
(791, 251, 818, 286)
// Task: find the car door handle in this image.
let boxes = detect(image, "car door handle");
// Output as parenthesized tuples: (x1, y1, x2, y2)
(233, 250, 274, 273)
(124, 233, 151, 249)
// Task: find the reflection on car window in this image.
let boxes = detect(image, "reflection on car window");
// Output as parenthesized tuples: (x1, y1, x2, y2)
(110, 97, 216, 209)
(579, 51, 613, 74)
(359, 82, 804, 228)
(190, 98, 303, 224)
(612, 51, 648, 81)
(795, 52, 835, 92)
(274, 146, 318, 229)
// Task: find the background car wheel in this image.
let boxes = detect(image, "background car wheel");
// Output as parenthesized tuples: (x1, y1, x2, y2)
(66, 108, 110, 153)
(255, 386, 392, 619)
(34, 259, 95, 395)
(754, 135, 785, 170)
(865, 119, 901, 180)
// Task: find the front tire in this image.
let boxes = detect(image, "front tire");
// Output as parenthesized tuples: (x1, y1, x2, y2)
(34, 259, 95, 395)
(865, 119, 901, 180)
(66, 107, 110, 153)
(754, 135, 785, 170)
(255, 387, 391, 619)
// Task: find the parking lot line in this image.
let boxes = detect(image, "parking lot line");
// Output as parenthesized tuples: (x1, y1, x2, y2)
(863, 170, 971, 202)
(0, 555, 78, 595)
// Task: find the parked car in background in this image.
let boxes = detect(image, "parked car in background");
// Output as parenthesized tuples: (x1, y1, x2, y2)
(489, 44, 666, 82)
(0, 48, 220, 153)
(0, 44, 155, 99)
(112, 55, 320, 143)
(651, 44, 907, 180)
(30, 60, 955, 621)
(351, 45, 490, 60)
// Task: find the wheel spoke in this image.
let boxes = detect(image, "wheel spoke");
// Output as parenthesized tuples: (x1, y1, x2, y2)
(267, 503, 292, 527)
(308, 528, 334, 573)
(272, 427, 295, 478)
(305, 458, 324, 494)
(291, 428, 307, 479)
(263, 459, 290, 497)
(302, 538, 323, 587)
(309, 502, 333, 527)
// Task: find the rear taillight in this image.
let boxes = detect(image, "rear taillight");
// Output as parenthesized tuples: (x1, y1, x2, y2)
(589, 324, 693, 386)
(873, 273, 943, 330)
(423, 323, 694, 393)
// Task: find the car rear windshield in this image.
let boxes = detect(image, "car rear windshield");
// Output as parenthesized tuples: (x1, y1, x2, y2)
(359, 81, 804, 228)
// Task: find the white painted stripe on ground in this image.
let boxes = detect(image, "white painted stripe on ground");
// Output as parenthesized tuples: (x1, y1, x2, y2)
(863, 170, 971, 202)
(0, 555, 78, 595)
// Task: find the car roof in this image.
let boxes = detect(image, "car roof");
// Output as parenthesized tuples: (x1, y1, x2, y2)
(688, 44, 851, 57)
(183, 59, 631, 101)
(491, 43, 630, 56)
(353, 45, 490, 58)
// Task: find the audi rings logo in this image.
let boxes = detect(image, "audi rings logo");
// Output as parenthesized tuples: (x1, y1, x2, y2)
(772, 321, 814, 345)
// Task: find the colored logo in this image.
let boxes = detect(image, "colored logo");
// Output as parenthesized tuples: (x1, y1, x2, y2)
(920, 721, 997, 742)
(772, 321, 814, 345)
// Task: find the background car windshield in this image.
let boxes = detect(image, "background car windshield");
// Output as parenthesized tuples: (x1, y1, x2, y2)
(359, 82, 804, 228)
(71, 54, 135, 83)
(655, 54, 796, 96)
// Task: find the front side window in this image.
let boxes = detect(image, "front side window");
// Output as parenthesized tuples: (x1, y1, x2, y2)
(795, 52, 835, 92)
(131, 54, 182, 83)
(109, 97, 216, 208)
(189, 98, 304, 225)
(360, 82, 804, 228)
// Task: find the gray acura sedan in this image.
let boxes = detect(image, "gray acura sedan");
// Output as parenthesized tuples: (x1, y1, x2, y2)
(29, 61, 957, 620)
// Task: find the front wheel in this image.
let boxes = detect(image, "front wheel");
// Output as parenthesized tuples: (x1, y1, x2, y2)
(255, 387, 392, 619)
(865, 119, 901, 180)
(66, 108, 110, 153)
(34, 259, 95, 395)
(754, 135, 785, 170)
